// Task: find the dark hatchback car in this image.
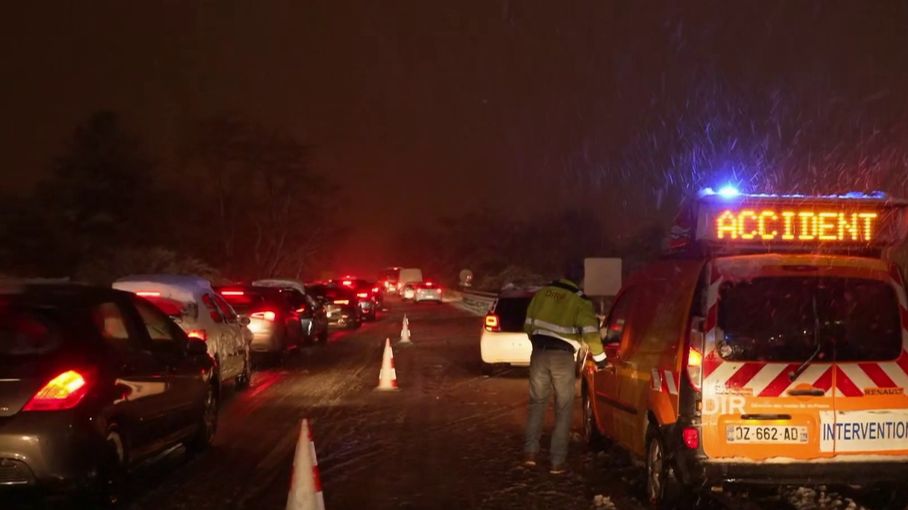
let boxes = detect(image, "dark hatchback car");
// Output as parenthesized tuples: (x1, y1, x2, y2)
(0, 284, 216, 504)
(306, 284, 361, 329)
(341, 278, 382, 321)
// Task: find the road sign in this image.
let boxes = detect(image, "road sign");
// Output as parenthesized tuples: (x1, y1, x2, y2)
(584, 258, 621, 297)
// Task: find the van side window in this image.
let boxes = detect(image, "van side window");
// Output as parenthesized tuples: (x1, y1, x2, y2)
(604, 289, 635, 346)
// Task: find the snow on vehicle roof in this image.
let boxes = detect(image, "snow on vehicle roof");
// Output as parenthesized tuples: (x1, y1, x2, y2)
(698, 188, 893, 201)
(252, 279, 307, 294)
(113, 274, 214, 303)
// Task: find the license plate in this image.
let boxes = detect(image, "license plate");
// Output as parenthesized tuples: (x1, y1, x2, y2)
(726, 424, 808, 444)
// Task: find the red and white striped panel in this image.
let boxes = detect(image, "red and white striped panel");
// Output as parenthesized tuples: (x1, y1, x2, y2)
(701, 264, 908, 398)
(651, 368, 679, 395)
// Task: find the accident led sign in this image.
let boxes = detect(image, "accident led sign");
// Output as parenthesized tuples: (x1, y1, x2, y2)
(715, 209, 879, 242)
(684, 192, 908, 250)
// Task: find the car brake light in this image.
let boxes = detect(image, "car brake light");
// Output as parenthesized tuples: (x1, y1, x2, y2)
(221, 290, 244, 296)
(484, 314, 500, 332)
(333, 299, 350, 305)
(682, 427, 699, 449)
(188, 329, 207, 341)
(136, 291, 160, 297)
(424, 281, 433, 287)
(252, 310, 277, 321)
(356, 292, 369, 298)
(371, 287, 379, 294)
(342, 280, 353, 287)
(23, 370, 90, 411)
(295, 306, 307, 314)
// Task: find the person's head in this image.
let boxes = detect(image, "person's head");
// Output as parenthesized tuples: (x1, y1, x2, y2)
(563, 259, 584, 285)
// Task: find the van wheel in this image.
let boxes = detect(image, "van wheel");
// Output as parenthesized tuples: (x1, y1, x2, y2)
(646, 428, 695, 509)
(582, 388, 605, 449)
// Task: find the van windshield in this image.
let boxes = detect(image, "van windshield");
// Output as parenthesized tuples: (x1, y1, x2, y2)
(718, 277, 901, 362)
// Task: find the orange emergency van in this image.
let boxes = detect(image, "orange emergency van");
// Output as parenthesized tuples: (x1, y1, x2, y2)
(582, 190, 908, 507)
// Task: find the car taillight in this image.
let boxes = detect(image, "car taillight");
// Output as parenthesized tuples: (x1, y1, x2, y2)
(484, 314, 500, 332)
(188, 329, 207, 341)
(371, 287, 379, 294)
(221, 290, 245, 296)
(23, 370, 90, 412)
(356, 292, 369, 299)
(686, 346, 703, 392)
(252, 310, 277, 321)
(333, 299, 350, 305)
(295, 306, 307, 315)
(136, 291, 160, 297)
(682, 427, 699, 449)
(342, 280, 353, 287)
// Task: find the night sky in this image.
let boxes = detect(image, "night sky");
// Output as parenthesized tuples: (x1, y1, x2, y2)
(4, 2, 908, 274)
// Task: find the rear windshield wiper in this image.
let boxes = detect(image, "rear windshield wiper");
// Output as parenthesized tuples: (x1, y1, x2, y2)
(788, 295, 822, 382)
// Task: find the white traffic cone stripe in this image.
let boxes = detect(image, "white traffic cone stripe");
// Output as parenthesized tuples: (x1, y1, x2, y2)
(400, 315, 412, 343)
(376, 338, 400, 391)
(286, 419, 325, 510)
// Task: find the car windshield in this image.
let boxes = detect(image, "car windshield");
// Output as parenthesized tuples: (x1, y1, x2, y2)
(219, 289, 284, 314)
(717, 276, 902, 362)
(494, 297, 532, 332)
(324, 287, 355, 301)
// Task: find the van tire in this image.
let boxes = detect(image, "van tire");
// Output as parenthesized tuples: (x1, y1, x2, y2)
(581, 387, 605, 449)
(645, 427, 695, 509)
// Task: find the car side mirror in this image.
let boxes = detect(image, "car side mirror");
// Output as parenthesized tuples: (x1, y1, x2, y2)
(239, 315, 251, 326)
(187, 339, 208, 356)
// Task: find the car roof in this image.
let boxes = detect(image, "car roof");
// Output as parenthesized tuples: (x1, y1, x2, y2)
(113, 274, 215, 303)
(1, 282, 132, 304)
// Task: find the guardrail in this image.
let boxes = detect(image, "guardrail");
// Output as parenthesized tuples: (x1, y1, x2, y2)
(456, 289, 498, 315)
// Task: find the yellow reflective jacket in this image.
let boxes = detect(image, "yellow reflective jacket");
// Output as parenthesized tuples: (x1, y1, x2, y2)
(523, 279, 606, 362)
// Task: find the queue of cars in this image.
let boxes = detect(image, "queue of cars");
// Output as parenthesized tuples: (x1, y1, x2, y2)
(0, 268, 437, 504)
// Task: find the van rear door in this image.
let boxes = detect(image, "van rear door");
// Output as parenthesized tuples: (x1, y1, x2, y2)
(826, 269, 908, 458)
(701, 259, 834, 461)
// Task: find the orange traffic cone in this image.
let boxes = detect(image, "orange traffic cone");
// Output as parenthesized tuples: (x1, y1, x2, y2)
(399, 315, 412, 344)
(375, 338, 400, 391)
(286, 419, 325, 510)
